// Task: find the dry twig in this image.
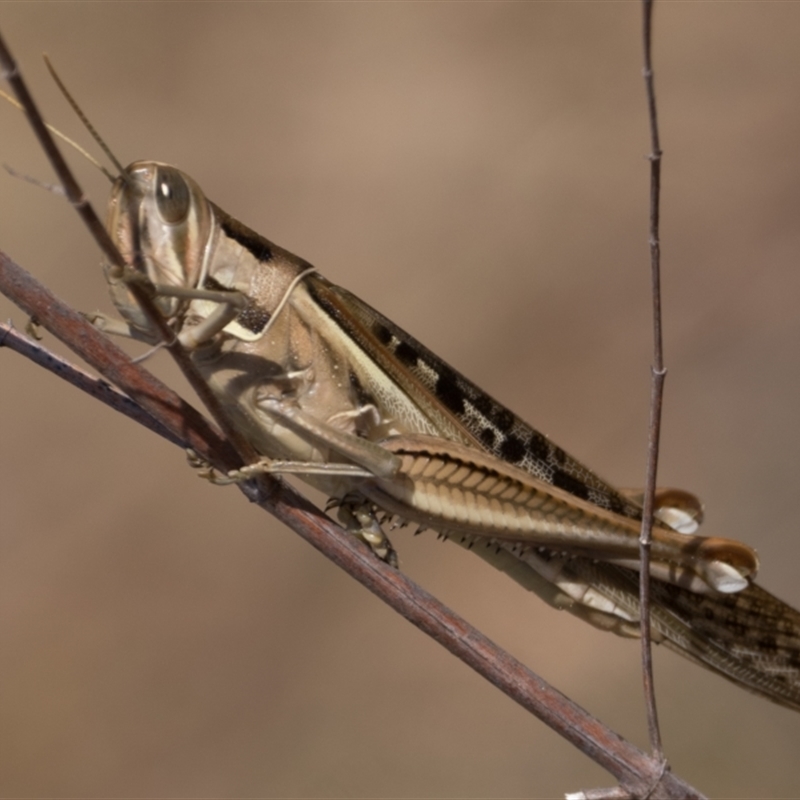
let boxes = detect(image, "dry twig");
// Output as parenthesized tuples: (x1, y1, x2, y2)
(638, 0, 667, 762)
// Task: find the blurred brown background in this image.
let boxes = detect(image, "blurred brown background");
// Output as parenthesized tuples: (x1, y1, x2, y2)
(2, 3, 800, 798)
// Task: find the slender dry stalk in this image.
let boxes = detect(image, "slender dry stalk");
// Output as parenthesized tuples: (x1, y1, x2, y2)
(638, 0, 666, 761)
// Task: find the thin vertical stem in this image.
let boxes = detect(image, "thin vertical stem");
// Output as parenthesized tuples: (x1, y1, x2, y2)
(639, 0, 666, 760)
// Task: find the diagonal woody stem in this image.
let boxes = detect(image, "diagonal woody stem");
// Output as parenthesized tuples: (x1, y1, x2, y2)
(0, 248, 704, 800)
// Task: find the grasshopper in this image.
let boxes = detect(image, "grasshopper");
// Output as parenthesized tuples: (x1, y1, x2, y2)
(89, 158, 800, 712)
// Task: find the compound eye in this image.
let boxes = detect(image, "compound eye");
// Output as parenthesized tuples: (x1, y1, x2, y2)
(155, 166, 191, 224)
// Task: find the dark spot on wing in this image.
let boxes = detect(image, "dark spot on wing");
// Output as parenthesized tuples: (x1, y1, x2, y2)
(552, 468, 590, 501)
(479, 427, 497, 449)
(493, 407, 515, 433)
(527, 431, 550, 462)
(436, 369, 465, 415)
(552, 446, 567, 465)
(499, 433, 526, 464)
(395, 340, 418, 367)
(373, 323, 392, 346)
(471, 392, 495, 420)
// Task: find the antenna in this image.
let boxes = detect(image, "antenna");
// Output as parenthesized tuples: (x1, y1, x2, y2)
(0, 88, 115, 182)
(44, 55, 126, 179)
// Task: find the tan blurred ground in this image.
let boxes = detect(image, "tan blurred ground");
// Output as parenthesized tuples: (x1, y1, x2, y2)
(1, 4, 800, 798)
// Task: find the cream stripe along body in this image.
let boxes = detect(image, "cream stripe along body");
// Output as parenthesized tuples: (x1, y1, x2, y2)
(100, 160, 800, 712)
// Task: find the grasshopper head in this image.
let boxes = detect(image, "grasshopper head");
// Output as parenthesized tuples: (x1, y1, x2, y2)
(105, 160, 214, 340)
